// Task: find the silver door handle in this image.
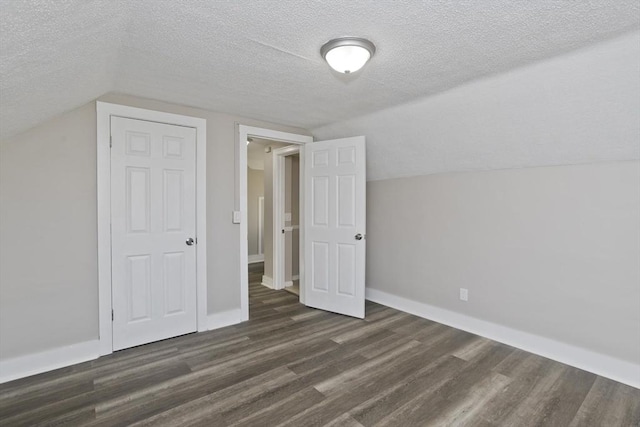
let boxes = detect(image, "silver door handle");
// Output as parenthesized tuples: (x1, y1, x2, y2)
(186, 238, 195, 246)
(355, 233, 363, 240)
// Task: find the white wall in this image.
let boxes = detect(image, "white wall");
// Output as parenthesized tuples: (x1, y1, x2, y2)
(0, 93, 308, 360)
(0, 103, 99, 359)
(366, 162, 639, 364)
(312, 31, 640, 371)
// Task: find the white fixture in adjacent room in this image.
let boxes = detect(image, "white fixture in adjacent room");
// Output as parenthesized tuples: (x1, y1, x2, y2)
(321, 37, 376, 74)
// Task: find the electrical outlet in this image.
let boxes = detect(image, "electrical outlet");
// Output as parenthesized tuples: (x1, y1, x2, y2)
(459, 288, 468, 302)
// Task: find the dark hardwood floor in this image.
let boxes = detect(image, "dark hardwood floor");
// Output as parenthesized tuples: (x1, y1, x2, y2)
(1, 263, 638, 426)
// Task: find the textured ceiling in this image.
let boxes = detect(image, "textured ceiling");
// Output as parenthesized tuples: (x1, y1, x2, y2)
(1, 0, 639, 139)
(313, 31, 640, 180)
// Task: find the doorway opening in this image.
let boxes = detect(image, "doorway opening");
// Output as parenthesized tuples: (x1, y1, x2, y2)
(239, 125, 368, 321)
(246, 139, 302, 317)
(238, 125, 312, 322)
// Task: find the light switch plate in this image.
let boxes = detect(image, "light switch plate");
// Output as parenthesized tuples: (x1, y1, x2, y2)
(232, 211, 241, 224)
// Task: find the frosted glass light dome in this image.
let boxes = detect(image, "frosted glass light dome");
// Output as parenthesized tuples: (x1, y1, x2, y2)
(321, 37, 376, 74)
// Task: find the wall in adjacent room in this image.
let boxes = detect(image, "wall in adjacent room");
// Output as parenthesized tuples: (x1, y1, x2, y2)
(247, 167, 264, 257)
(291, 155, 300, 277)
(284, 154, 300, 282)
(262, 148, 275, 281)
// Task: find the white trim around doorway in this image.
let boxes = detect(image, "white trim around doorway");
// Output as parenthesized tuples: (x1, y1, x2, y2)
(237, 125, 312, 321)
(97, 101, 207, 356)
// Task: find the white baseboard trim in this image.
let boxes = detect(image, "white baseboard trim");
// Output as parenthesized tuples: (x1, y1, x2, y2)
(0, 309, 245, 384)
(366, 288, 640, 389)
(207, 309, 243, 330)
(292, 275, 299, 281)
(0, 340, 100, 384)
(248, 254, 264, 264)
(261, 275, 274, 289)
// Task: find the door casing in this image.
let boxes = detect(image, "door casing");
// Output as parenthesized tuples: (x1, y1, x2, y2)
(97, 102, 207, 356)
(237, 125, 312, 321)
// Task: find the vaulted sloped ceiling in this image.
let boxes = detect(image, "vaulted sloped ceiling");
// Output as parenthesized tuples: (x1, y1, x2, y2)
(1, 0, 638, 139)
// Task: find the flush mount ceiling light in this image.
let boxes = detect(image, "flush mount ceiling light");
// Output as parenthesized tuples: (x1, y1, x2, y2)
(321, 37, 376, 74)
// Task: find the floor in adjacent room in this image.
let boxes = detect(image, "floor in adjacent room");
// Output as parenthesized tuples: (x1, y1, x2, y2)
(284, 280, 300, 296)
(1, 264, 638, 426)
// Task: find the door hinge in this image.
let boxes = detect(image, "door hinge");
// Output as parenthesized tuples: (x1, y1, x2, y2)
(111, 309, 114, 321)
(109, 136, 112, 148)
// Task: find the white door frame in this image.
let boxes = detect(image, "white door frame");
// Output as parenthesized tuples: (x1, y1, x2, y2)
(97, 101, 207, 356)
(272, 145, 300, 292)
(238, 125, 312, 321)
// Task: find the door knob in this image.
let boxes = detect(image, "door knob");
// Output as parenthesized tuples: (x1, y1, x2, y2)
(355, 233, 363, 240)
(186, 237, 195, 246)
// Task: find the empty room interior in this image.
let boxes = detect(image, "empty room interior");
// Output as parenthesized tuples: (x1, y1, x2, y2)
(0, 1, 639, 426)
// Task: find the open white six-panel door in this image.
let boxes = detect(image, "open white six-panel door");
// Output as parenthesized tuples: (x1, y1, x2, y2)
(303, 136, 366, 318)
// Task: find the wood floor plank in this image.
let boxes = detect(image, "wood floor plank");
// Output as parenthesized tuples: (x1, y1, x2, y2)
(313, 339, 423, 395)
(0, 371, 93, 414)
(331, 311, 411, 344)
(1, 385, 96, 427)
(349, 355, 468, 426)
(220, 358, 367, 425)
(0, 264, 637, 426)
(230, 387, 326, 427)
(479, 354, 565, 425)
(522, 366, 597, 426)
(129, 366, 298, 426)
(322, 413, 365, 427)
(93, 361, 193, 404)
(375, 371, 511, 427)
(569, 377, 640, 426)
